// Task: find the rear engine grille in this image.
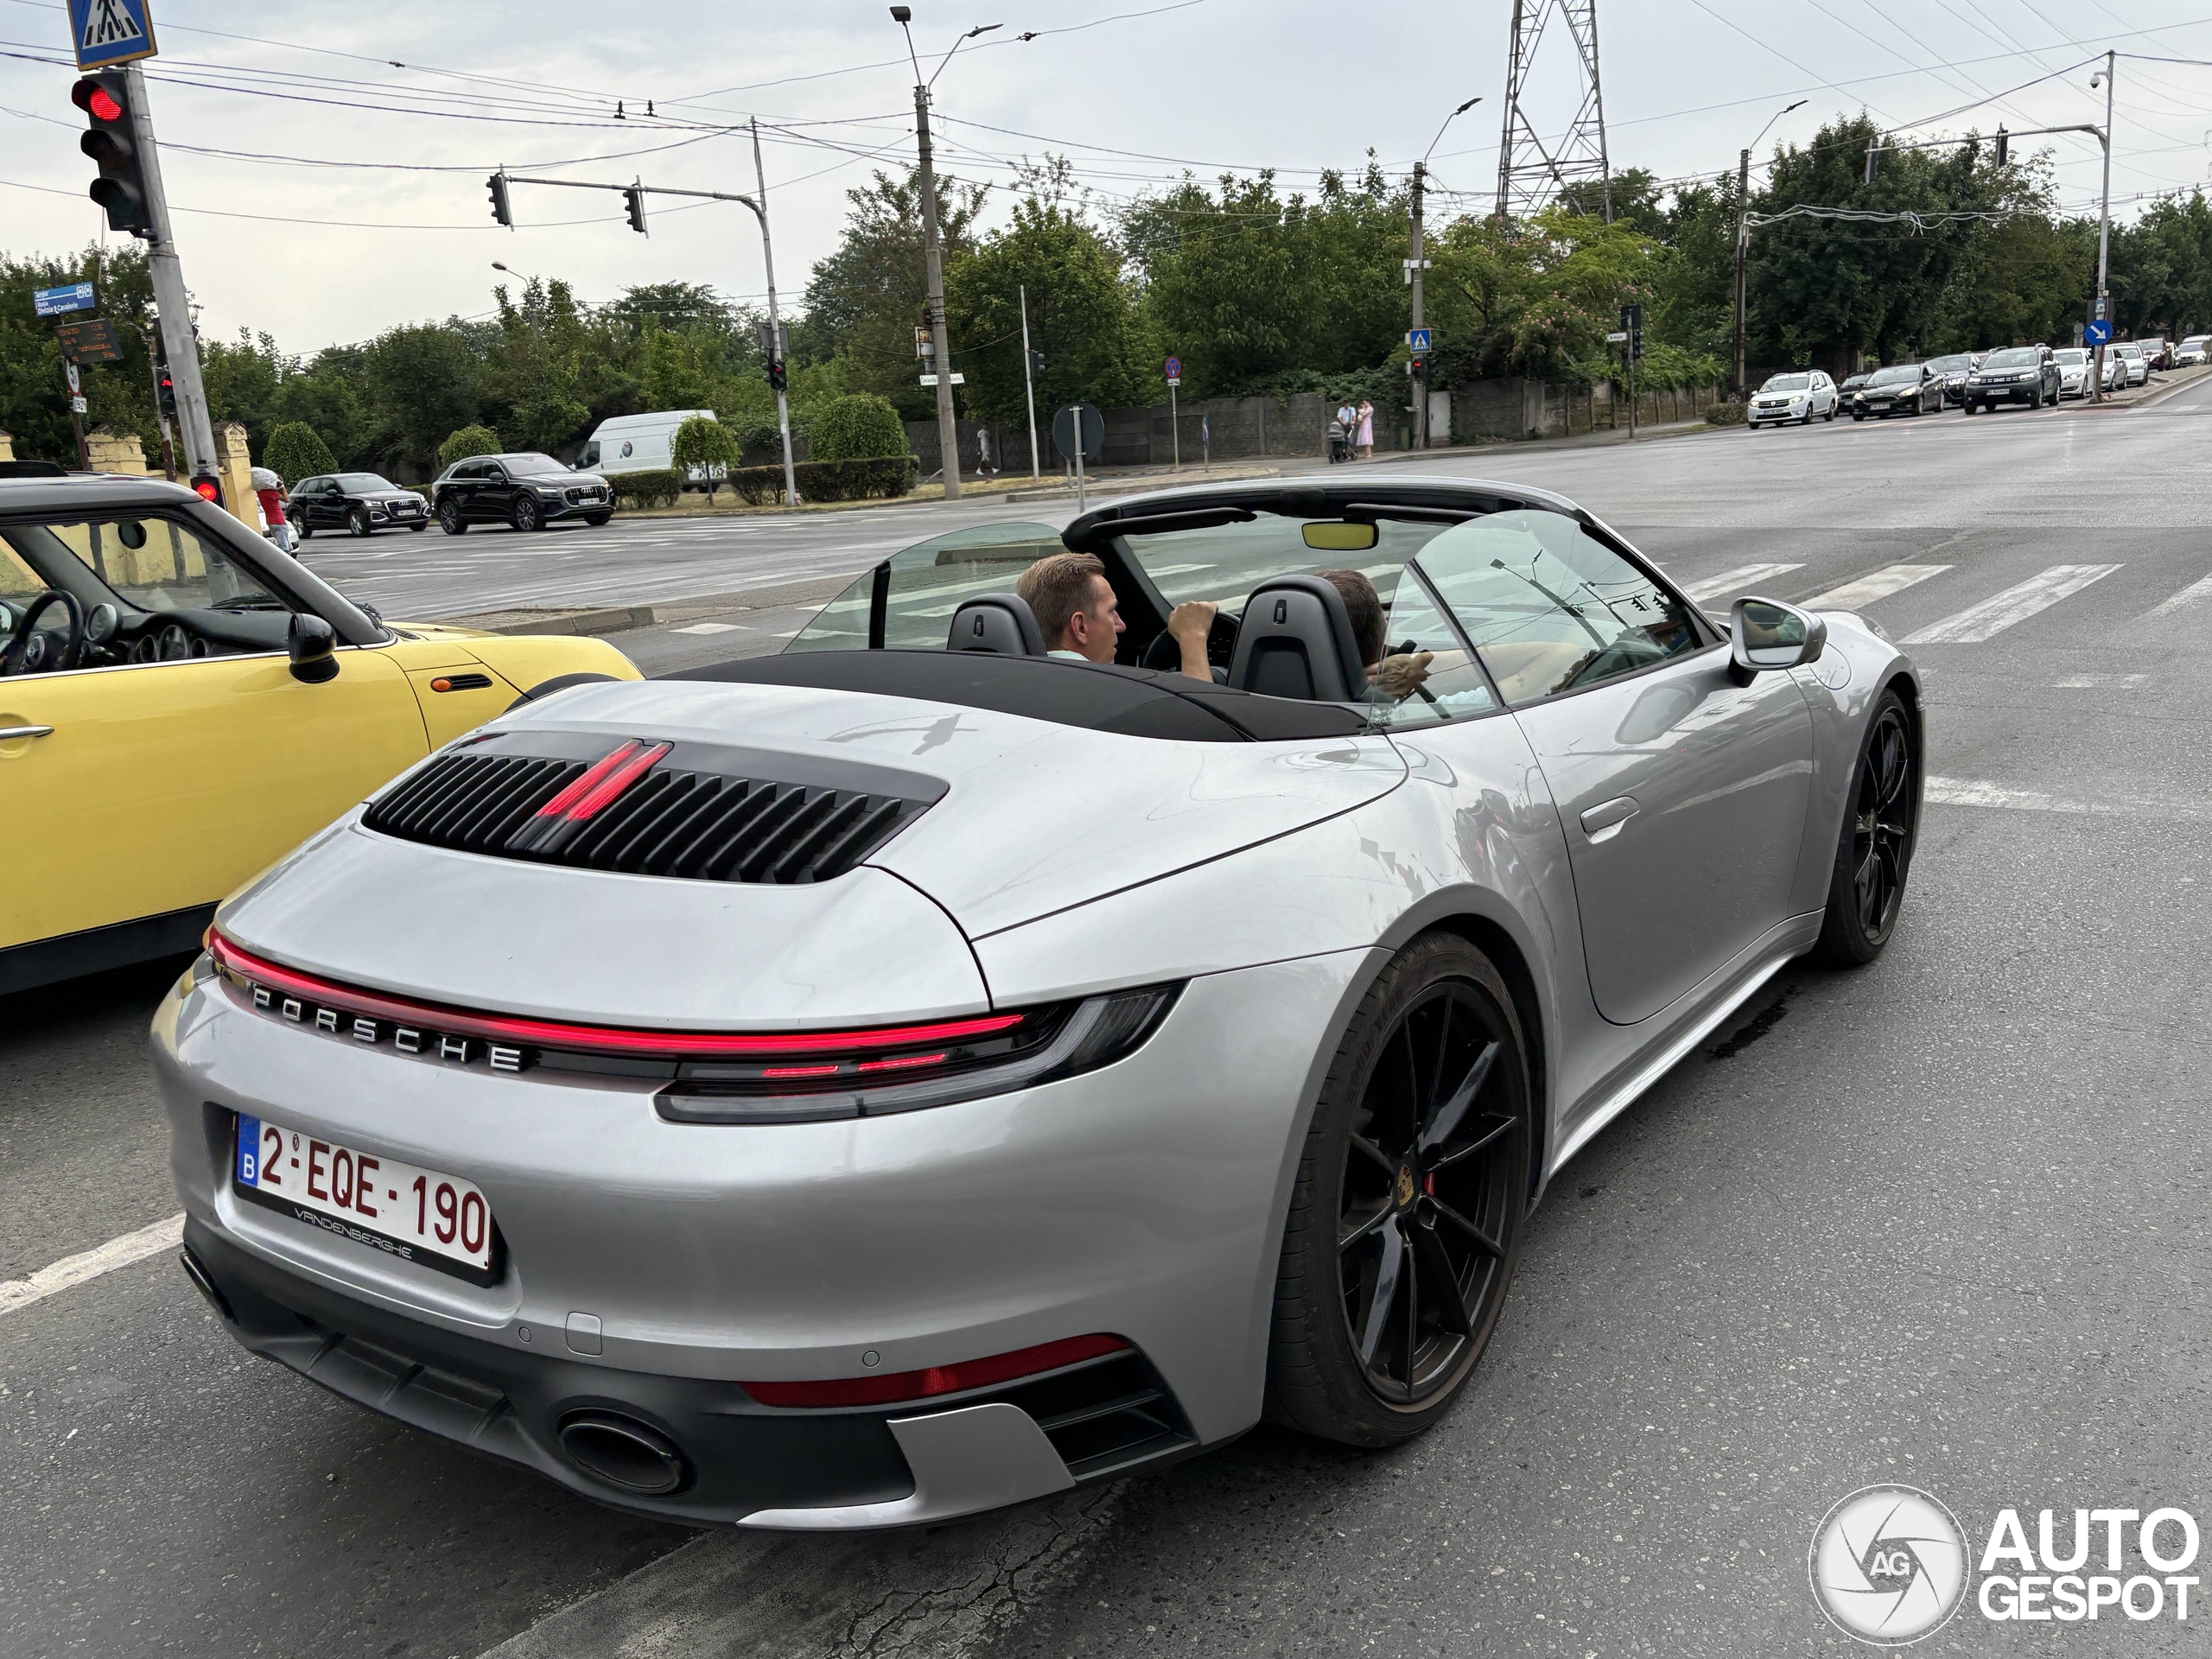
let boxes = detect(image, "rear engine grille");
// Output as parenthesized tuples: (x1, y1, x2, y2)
(362, 734, 938, 886)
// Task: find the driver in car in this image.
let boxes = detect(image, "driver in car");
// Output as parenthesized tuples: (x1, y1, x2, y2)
(1318, 569, 1433, 701)
(1017, 551, 1217, 682)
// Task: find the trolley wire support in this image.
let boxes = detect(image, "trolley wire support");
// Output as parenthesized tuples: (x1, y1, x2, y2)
(1494, 0, 1613, 224)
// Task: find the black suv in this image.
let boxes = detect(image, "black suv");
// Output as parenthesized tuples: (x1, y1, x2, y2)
(430, 452, 613, 534)
(1961, 346, 2062, 413)
(289, 472, 429, 538)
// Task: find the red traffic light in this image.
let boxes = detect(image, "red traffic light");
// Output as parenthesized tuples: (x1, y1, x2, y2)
(87, 86, 122, 121)
(191, 475, 221, 502)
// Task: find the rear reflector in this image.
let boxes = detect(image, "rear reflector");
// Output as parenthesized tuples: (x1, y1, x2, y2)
(741, 1333, 1131, 1409)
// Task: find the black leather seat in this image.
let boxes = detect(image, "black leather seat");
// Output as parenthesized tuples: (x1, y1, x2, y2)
(946, 593, 1046, 656)
(1226, 575, 1369, 701)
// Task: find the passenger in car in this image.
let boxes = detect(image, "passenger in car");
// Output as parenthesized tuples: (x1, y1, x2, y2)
(1317, 569, 1433, 701)
(1017, 551, 1217, 681)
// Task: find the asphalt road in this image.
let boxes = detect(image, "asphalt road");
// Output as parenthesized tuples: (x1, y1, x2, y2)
(7, 380, 2211, 1656)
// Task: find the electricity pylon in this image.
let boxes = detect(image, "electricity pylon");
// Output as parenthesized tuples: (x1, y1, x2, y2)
(1493, 0, 1613, 223)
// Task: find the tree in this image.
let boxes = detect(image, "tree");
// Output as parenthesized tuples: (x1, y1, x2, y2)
(670, 415, 740, 501)
(436, 423, 500, 467)
(362, 323, 483, 474)
(263, 421, 339, 484)
(806, 394, 906, 461)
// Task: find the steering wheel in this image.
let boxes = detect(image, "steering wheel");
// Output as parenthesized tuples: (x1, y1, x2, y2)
(1140, 607, 1240, 674)
(0, 589, 85, 677)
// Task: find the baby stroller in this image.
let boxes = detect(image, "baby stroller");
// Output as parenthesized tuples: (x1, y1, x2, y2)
(1326, 418, 1351, 463)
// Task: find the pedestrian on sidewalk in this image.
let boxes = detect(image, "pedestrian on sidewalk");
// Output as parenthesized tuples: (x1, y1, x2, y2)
(251, 466, 293, 553)
(1355, 398, 1375, 460)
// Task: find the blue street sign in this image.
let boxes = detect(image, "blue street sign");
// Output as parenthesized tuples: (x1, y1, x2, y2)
(1406, 327, 1433, 352)
(34, 283, 97, 317)
(1164, 354, 1181, 380)
(67, 0, 156, 71)
(2085, 319, 2113, 345)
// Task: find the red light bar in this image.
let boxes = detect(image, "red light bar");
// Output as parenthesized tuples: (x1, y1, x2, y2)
(855, 1051, 948, 1073)
(207, 932, 1023, 1058)
(535, 740, 640, 819)
(741, 1333, 1130, 1409)
(566, 741, 670, 822)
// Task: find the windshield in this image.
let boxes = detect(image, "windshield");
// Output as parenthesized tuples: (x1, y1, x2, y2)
(337, 473, 398, 492)
(502, 453, 566, 474)
(1926, 355, 1970, 372)
(2055, 349, 2086, 365)
(1762, 374, 1810, 391)
(1119, 516, 1444, 616)
(1869, 366, 1921, 385)
(786, 522, 1065, 653)
(1981, 348, 2038, 368)
(2115, 344, 2142, 357)
(0, 514, 288, 614)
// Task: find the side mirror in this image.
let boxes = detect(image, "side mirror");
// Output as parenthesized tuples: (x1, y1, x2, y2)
(1728, 595, 1827, 684)
(288, 613, 339, 684)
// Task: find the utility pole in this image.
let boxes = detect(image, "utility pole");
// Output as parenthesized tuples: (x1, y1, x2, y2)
(750, 118, 800, 506)
(912, 84, 961, 499)
(2091, 52, 2116, 404)
(1019, 283, 1039, 478)
(1410, 160, 1428, 450)
(1732, 146, 1751, 401)
(124, 65, 216, 480)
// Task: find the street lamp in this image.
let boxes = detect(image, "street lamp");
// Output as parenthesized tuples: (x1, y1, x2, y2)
(2088, 56, 2116, 402)
(1409, 96, 1480, 450)
(1732, 99, 1807, 398)
(887, 10, 1001, 500)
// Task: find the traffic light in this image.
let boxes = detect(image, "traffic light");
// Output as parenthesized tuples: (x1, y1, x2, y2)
(1994, 126, 2009, 166)
(767, 359, 787, 392)
(190, 473, 221, 505)
(156, 367, 177, 423)
(1408, 353, 1428, 381)
(1027, 349, 1045, 378)
(488, 172, 512, 227)
(624, 186, 647, 235)
(73, 73, 150, 236)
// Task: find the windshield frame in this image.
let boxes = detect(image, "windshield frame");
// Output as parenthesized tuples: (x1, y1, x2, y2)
(1761, 374, 1812, 392)
(1868, 366, 1923, 386)
(1980, 348, 2040, 369)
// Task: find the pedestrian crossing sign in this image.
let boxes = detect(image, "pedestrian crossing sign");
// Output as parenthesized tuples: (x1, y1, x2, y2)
(1406, 327, 1433, 352)
(68, 0, 156, 70)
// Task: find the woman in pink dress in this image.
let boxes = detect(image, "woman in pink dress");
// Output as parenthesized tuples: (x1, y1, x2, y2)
(1355, 399, 1375, 459)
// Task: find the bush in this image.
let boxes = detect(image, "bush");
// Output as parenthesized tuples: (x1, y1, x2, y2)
(263, 421, 338, 485)
(805, 393, 906, 461)
(671, 416, 741, 501)
(726, 455, 918, 505)
(1703, 399, 1746, 426)
(609, 468, 682, 509)
(436, 423, 501, 468)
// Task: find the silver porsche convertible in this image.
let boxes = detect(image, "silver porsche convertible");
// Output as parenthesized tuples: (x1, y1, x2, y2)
(157, 477, 1922, 1529)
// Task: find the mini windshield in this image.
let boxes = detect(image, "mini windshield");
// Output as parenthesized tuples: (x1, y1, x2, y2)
(1980, 348, 2038, 368)
(1762, 374, 1810, 391)
(1868, 366, 1921, 385)
(337, 473, 399, 492)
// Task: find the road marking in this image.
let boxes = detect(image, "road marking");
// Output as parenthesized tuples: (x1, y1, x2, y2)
(0, 1213, 183, 1319)
(1679, 562, 1804, 601)
(1807, 563, 1953, 609)
(2144, 574, 2212, 618)
(1901, 563, 2120, 644)
(1926, 774, 2207, 821)
(2051, 672, 2147, 688)
(670, 622, 741, 634)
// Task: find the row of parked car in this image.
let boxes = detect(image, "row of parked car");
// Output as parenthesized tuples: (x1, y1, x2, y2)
(1747, 334, 2205, 427)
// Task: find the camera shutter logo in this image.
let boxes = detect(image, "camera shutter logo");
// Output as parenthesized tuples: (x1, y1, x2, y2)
(1809, 1485, 1969, 1644)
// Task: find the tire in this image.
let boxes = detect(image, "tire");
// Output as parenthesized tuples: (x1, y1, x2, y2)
(512, 495, 541, 533)
(1264, 932, 1532, 1447)
(582, 512, 612, 527)
(1824, 406, 1835, 422)
(1853, 410, 1865, 422)
(438, 499, 467, 536)
(291, 516, 311, 541)
(410, 521, 428, 531)
(348, 508, 372, 537)
(1813, 689, 1921, 967)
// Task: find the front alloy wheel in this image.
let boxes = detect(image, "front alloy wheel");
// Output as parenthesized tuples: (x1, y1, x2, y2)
(1815, 690, 1919, 965)
(438, 499, 467, 536)
(1267, 934, 1530, 1446)
(512, 494, 541, 532)
(348, 508, 372, 537)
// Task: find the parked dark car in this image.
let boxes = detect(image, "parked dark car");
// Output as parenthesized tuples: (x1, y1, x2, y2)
(289, 473, 429, 538)
(1838, 372, 1873, 404)
(1922, 353, 1975, 408)
(1851, 364, 1938, 419)
(1962, 346, 2062, 413)
(430, 453, 613, 534)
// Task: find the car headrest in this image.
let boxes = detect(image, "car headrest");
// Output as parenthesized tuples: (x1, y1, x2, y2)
(1226, 575, 1369, 702)
(946, 593, 1046, 656)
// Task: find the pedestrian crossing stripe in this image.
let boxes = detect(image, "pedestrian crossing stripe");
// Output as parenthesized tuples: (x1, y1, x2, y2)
(1679, 562, 1803, 602)
(2144, 574, 2212, 619)
(1901, 564, 2121, 645)
(79, 0, 146, 49)
(1808, 563, 1951, 610)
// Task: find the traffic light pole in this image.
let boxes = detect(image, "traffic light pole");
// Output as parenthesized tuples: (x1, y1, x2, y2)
(123, 64, 217, 481)
(1019, 283, 1040, 479)
(1409, 161, 1427, 450)
(749, 120, 800, 508)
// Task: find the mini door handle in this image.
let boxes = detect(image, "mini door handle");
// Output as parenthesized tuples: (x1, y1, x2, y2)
(0, 724, 54, 741)
(1580, 796, 1639, 842)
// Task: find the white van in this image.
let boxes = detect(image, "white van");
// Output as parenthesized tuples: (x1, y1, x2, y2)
(579, 410, 718, 479)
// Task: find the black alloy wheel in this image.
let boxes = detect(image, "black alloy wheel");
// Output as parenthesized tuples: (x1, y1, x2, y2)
(291, 513, 312, 541)
(1815, 689, 1919, 966)
(1267, 934, 1530, 1446)
(348, 507, 372, 537)
(438, 499, 467, 536)
(512, 494, 541, 533)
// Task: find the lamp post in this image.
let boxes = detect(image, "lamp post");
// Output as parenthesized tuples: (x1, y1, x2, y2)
(2089, 54, 2116, 404)
(1732, 99, 1806, 399)
(1410, 95, 1480, 451)
(892, 9, 999, 500)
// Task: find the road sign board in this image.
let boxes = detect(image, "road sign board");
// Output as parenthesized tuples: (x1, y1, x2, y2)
(917, 372, 965, 386)
(54, 317, 124, 363)
(1166, 377, 1180, 389)
(1619, 302, 1643, 331)
(1164, 355, 1181, 379)
(35, 283, 97, 318)
(2085, 318, 2113, 345)
(64, 361, 81, 395)
(67, 0, 156, 70)
(70, 397, 88, 414)
(1052, 403, 1104, 464)
(1605, 330, 1629, 343)
(1406, 327, 1433, 352)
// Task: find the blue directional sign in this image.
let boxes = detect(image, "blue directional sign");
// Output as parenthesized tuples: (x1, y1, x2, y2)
(67, 0, 157, 71)
(34, 283, 97, 318)
(2084, 318, 2113, 346)
(1406, 327, 1433, 352)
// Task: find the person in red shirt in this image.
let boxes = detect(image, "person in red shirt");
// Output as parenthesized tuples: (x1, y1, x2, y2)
(251, 466, 293, 552)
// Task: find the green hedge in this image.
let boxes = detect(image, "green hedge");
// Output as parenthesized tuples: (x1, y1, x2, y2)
(1703, 400, 1747, 427)
(436, 423, 501, 468)
(609, 468, 682, 508)
(728, 455, 918, 505)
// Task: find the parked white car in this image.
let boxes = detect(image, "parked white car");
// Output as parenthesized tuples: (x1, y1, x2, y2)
(1747, 370, 1840, 426)
(2174, 335, 2209, 366)
(578, 410, 721, 480)
(2053, 348, 2093, 398)
(2112, 343, 2149, 387)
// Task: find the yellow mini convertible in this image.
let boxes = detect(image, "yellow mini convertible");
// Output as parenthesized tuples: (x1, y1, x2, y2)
(0, 473, 638, 993)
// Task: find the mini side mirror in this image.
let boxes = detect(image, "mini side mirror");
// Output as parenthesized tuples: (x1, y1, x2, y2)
(1728, 595, 1827, 683)
(288, 613, 339, 684)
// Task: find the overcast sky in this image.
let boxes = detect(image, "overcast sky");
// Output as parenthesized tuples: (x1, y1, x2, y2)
(6, 0, 2212, 352)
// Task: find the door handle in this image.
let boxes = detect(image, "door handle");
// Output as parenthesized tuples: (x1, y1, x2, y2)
(1579, 796, 1638, 842)
(0, 724, 54, 741)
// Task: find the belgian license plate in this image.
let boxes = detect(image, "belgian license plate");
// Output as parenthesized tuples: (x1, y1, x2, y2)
(233, 1114, 499, 1281)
